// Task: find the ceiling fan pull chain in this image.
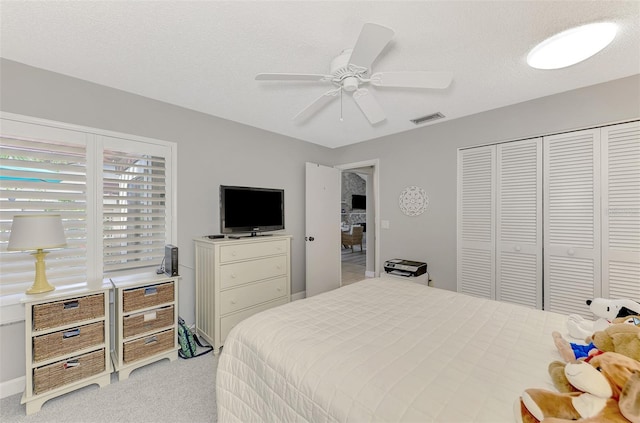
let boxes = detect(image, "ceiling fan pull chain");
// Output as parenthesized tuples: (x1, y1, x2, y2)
(340, 88, 344, 122)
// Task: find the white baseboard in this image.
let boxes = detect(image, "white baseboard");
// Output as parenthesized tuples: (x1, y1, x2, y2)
(1, 376, 24, 399)
(291, 291, 306, 301)
(365, 271, 376, 278)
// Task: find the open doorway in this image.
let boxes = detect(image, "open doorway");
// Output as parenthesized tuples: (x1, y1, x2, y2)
(336, 160, 379, 286)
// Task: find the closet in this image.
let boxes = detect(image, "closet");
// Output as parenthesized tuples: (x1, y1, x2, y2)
(457, 121, 639, 316)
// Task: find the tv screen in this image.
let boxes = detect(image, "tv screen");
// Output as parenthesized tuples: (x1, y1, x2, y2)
(220, 185, 284, 235)
(352, 194, 366, 210)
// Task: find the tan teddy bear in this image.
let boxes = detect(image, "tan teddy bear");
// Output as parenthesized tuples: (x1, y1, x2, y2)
(518, 352, 640, 423)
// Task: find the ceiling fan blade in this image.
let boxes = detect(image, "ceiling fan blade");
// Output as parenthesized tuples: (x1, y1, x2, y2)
(352, 88, 386, 124)
(256, 73, 330, 81)
(293, 88, 341, 122)
(348, 23, 395, 69)
(370, 71, 454, 89)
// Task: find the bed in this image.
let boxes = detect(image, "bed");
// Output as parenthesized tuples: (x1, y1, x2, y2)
(216, 276, 570, 422)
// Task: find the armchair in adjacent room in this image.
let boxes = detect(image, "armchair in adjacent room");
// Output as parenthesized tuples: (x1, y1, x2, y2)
(341, 225, 364, 252)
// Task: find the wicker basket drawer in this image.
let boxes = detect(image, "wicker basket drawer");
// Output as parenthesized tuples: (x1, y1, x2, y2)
(33, 322, 104, 363)
(123, 282, 174, 313)
(33, 294, 105, 331)
(123, 328, 175, 364)
(33, 349, 105, 395)
(123, 305, 174, 339)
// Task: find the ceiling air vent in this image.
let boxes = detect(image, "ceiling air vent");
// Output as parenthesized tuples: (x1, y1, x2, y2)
(410, 112, 445, 125)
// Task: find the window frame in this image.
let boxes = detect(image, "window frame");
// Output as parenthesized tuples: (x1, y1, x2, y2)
(0, 112, 177, 324)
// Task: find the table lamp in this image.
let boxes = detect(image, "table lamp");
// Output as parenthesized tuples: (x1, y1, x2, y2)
(8, 214, 67, 294)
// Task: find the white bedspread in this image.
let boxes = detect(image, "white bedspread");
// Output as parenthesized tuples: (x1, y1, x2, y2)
(216, 277, 569, 422)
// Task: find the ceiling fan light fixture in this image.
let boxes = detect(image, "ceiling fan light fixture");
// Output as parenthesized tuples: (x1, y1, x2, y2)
(527, 22, 617, 70)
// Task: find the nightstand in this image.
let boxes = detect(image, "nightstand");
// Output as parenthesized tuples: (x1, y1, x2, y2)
(109, 272, 180, 380)
(21, 284, 112, 415)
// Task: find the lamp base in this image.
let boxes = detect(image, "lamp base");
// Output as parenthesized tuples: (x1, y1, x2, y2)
(26, 250, 55, 295)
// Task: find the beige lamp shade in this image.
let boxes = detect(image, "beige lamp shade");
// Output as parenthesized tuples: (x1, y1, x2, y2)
(8, 214, 67, 294)
(8, 214, 67, 251)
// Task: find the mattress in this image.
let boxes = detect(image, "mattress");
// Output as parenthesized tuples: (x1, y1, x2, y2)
(216, 277, 570, 422)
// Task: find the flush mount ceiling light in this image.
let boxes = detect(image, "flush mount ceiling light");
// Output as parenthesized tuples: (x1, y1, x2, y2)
(527, 22, 617, 69)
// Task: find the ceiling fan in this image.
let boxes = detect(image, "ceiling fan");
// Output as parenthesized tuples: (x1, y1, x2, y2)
(255, 22, 453, 125)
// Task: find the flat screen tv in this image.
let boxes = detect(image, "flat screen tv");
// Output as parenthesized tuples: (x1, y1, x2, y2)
(220, 185, 284, 236)
(352, 194, 366, 210)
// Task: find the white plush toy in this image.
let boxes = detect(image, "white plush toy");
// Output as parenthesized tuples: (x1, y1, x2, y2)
(566, 298, 640, 340)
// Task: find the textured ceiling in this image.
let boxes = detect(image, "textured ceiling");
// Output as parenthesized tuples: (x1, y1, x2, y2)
(1, 1, 639, 148)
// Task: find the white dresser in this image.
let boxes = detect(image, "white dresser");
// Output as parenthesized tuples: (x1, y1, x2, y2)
(194, 235, 291, 354)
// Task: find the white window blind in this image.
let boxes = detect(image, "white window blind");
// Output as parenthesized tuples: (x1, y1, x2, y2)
(0, 136, 87, 295)
(103, 146, 168, 273)
(0, 115, 176, 306)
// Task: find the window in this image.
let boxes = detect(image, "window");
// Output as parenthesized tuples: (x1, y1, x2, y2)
(103, 144, 168, 273)
(0, 134, 88, 294)
(0, 115, 176, 299)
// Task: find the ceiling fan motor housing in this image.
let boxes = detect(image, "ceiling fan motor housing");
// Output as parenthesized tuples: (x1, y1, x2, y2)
(331, 49, 362, 91)
(342, 77, 359, 92)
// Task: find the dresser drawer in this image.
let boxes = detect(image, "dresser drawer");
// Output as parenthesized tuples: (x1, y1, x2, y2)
(33, 349, 105, 395)
(123, 281, 174, 313)
(123, 305, 174, 339)
(220, 239, 288, 263)
(220, 297, 289, 344)
(33, 294, 104, 331)
(33, 321, 104, 363)
(123, 328, 175, 364)
(220, 256, 287, 289)
(220, 277, 287, 315)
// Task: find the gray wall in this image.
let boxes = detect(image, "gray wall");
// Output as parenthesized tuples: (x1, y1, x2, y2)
(334, 74, 640, 290)
(1, 58, 639, 386)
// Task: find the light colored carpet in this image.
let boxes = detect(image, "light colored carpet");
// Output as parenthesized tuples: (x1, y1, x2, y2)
(0, 352, 217, 423)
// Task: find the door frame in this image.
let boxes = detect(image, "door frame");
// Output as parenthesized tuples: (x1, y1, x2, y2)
(335, 159, 381, 278)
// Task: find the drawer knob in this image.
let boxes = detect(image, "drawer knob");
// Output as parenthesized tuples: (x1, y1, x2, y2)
(144, 287, 158, 296)
(230, 273, 236, 279)
(63, 329, 80, 339)
(230, 299, 237, 305)
(231, 251, 237, 256)
(515, 245, 521, 252)
(63, 359, 79, 369)
(63, 300, 79, 310)
(277, 287, 282, 292)
(568, 248, 575, 256)
(144, 336, 158, 345)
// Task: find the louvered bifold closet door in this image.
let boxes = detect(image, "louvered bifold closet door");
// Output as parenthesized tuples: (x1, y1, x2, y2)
(496, 139, 542, 309)
(601, 122, 640, 300)
(457, 145, 495, 299)
(544, 129, 601, 317)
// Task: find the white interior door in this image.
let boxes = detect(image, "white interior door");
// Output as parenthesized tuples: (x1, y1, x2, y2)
(496, 138, 542, 309)
(305, 162, 341, 297)
(544, 129, 601, 317)
(601, 121, 640, 300)
(457, 145, 496, 299)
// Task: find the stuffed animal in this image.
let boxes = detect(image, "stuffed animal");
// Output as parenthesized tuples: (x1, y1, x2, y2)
(589, 317, 640, 361)
(518, 352, 640, 423)
(553, 315, 640, 362)
(567, 298, 640, 339)
(620, 371, 640, 423)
